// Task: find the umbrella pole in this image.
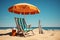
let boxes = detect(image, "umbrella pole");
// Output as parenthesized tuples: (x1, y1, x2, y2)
(24, 14, 26, 20)
(24, 12, 26, 20)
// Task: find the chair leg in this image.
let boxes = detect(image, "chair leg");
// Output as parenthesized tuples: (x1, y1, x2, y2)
(22, 31, 26, 37)
(24, 32, 29, 37)
(31, 30, 34, 35)
(16, 31, 19, 35)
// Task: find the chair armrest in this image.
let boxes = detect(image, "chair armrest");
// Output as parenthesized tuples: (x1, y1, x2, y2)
(27, 24, 31, 28)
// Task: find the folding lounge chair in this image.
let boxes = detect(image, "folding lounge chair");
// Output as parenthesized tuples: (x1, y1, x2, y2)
(15, 17, 34, 37)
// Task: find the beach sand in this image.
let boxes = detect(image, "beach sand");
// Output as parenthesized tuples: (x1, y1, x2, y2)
(0, 28, 60, 40)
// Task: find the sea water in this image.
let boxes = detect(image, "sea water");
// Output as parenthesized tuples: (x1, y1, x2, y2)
(0, 27, 60, 30)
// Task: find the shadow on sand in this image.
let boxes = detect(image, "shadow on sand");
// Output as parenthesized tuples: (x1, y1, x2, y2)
(0, 32, 26, 37)
(0, 32, 12, 36)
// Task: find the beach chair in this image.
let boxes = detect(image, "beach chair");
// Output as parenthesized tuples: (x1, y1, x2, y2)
(15, 17, 34, 37)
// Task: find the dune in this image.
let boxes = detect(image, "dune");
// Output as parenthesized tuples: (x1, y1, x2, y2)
(0, 28, 60, 40)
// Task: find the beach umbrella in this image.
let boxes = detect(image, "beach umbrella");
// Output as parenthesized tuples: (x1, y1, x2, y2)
(8, 3, 40, 15)
(8, 3, 40, 24)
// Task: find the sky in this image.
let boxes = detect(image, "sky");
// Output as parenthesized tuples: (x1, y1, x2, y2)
(0, 0, 60, 27)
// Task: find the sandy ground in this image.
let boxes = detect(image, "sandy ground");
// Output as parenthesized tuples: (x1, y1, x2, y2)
(0, 28, 60, 40)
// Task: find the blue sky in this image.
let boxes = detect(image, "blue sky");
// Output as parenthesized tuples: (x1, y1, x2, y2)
(0, 0, 60, 27)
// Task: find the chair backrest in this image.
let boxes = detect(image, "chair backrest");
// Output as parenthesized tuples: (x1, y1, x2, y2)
(15, 17, 27, 31)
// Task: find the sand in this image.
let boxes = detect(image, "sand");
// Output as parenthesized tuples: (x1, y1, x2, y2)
(0, 28, 60, 40)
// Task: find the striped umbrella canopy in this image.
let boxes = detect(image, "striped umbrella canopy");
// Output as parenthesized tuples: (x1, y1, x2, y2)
(8, 3, 40, 15)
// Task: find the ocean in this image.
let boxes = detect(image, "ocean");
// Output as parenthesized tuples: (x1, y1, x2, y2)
(0, 27, 60, 30)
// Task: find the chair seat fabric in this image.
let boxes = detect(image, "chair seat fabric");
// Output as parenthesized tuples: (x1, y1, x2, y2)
(24, 28, 33, 32)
